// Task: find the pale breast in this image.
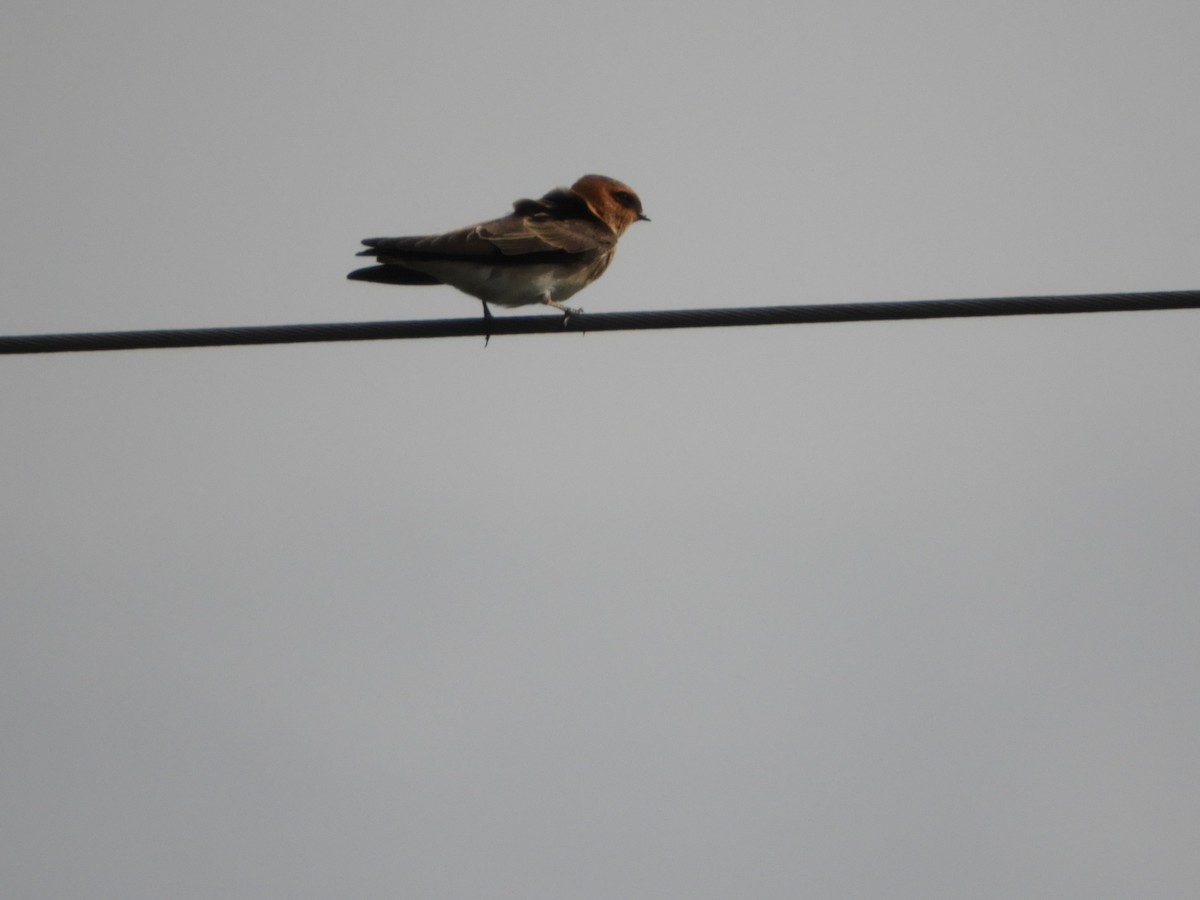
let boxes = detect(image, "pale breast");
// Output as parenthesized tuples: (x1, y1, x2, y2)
(405, 252, 614, 308)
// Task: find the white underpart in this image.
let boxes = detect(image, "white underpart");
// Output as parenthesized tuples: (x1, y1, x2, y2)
(400, 259, 598, 309)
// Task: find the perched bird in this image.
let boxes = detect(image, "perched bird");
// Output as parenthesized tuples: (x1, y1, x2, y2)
(348, 175, 648, 328)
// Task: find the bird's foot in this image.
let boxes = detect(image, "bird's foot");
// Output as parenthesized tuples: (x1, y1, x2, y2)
(544, 298, 583, 326)
(481, 301, 494, 347)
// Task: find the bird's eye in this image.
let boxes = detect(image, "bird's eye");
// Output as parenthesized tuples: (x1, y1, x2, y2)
(612, 190, 639, 209)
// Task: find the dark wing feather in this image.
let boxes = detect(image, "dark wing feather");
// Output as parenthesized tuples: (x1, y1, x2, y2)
(353, 185, 610, 270)
(358, 215, 611, 266)
(358, 226, 501, 261)
(477, 213, 613, 257)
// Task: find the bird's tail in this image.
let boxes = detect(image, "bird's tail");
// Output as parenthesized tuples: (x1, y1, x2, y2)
(346, 265, 442, 286)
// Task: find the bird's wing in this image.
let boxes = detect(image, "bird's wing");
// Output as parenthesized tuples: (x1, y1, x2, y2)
(476, 212, 614, 257)
(358, 225, 497, 261)
(359, 191, 613, 263)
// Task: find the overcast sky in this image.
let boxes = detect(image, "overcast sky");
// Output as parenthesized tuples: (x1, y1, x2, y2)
(4, 2, 1200, 897)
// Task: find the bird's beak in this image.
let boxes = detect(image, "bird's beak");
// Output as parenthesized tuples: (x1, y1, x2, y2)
(638, 213, 651, 222)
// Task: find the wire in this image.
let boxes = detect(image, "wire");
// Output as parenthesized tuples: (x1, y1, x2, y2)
(2, 290, 1199, 354)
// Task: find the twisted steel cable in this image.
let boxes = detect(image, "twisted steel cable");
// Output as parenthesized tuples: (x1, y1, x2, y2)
(2, 290, 1198, 354)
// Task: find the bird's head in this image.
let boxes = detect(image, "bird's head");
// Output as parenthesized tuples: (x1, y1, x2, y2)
(570, 174, 650, 235)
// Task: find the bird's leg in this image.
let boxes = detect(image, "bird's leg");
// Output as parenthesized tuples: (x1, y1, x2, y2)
(481, 300, 493, 347)
(542, 294, 583, 326)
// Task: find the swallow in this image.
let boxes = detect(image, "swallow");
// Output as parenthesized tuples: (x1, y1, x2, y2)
(348, 175, 648, 333)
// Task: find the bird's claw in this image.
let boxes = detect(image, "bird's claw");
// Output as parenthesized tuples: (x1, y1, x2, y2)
(481, 301, 494, 347)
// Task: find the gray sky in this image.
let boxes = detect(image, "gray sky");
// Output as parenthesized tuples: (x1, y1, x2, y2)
(4, 1, 1200, 897)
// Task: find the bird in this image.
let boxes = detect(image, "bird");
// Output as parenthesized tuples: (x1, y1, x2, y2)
(348, 175, 648, 333)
